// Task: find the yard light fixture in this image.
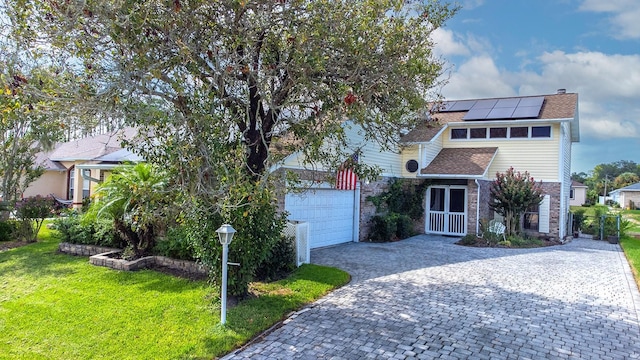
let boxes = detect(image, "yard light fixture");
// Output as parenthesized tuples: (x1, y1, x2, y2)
(216, 224, 236, 325)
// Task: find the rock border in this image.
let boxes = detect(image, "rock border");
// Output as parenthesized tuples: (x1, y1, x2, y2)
(58, 242, 208, 277)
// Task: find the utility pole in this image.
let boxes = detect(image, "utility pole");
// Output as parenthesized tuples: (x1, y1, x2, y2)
(603, 175, 609, 205)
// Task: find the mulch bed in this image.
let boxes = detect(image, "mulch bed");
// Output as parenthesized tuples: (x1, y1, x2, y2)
(456, 237, 563, 248)
(0, 240, 32, 252)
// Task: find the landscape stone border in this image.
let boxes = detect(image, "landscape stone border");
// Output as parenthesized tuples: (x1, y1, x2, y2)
(58, 242, 208, 276)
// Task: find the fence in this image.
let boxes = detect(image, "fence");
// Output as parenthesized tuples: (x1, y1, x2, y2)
(570, 211, 620, 241)
(284, 221, 310, 267)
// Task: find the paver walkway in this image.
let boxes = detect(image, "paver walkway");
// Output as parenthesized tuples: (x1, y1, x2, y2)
(224, 236, 640, 359)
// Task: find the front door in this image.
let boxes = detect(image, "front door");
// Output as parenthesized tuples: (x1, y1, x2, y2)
(426, 186, 467, 236)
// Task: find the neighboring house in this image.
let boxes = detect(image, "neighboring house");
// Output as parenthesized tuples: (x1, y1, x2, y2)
(569, 180, 588, 206)
(609, 182, 640, 209)
(279, 90, 579, 248)
(22, 128, 140, 207)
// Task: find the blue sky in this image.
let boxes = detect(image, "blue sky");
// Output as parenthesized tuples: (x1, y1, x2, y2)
(432, 0, 640, 174)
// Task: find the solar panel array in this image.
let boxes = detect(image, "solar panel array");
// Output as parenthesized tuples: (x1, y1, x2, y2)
(438, 96, 545, 121)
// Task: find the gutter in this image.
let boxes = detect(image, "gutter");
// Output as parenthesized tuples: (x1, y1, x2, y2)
(475, 179, 481, 235)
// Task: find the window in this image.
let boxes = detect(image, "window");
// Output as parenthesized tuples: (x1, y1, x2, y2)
(68, 167, 75, 200)
(510, 127, 529, 138)
(451, 128, 467, 139)
(524, 204, 539, 231)
(531, 126, 551, 138)
(570, 189, 575, 199)
(470, 128, 487, 139)
(490, 127, 507, 138)
(82, 169, 91, 199)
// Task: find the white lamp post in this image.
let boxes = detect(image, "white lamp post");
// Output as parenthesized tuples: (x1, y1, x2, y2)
(216, 224, 236, 325)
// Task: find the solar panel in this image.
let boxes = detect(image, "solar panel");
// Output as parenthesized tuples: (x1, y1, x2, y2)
(472, 99, 498, 109)
(448, 100, 476, 111)
(512, 106, 542, 118)
(463, 108, 491, 120)
(486, 107, 516, 119)
(494, 98, 520, 108)
(517, 96, 544, 107)
(462, 96, 545, 121)
(438, 100, 477, 112)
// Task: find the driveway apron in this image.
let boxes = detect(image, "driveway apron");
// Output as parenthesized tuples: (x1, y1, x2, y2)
(223, 236, 640, 359)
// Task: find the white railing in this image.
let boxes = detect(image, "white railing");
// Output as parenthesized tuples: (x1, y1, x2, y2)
(428, 211, 465, 236)
(284, 221, 310, 267)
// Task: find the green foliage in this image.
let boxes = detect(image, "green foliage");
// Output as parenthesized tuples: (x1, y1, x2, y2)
(186, 184, 288, 296)
(87, 163, 171, 257)
(0, 220, 17, 242)
(458, 234, 478, 246)
(0, 225, 349, 359)
(13, 195, 55, 242)
(152, 225, 194, 261)
(55, 214, 125, 248)
(367, 179, 427, 242)
(254, 235, 296, 282)
(506, 235, 544, 248)
(572, 208, 587, 232)
(489, 167, 544, 236)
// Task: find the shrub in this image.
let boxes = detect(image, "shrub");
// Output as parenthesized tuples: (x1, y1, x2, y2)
(0, 220, 17, 242)
(14, 195, 55, 242)
(458, 234, 478, 246)
(369, 214, 397, 242)
(55, 215, 124, 248)
(186, 184, 287, 296)
(572, 209, 586, 233)
(153, 225, 194, 261)
(254, 235, 296, 282)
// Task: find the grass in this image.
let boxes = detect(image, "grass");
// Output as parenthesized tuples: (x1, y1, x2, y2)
(0, 224, 350, 360)
(621, 235, 640, 289)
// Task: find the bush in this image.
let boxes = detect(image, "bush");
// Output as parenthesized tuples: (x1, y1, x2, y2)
(369, 213, 415, 242)
(153, 225, 195, 261)
(0, 220, 17, 242)
(14, 195, 55, 242)
(186, 184, 287, 296)
(572, 209, 586, 233)
(254, 235, 296, 282)
(55, 215, 124, 248)
(458, 234, 478, 246)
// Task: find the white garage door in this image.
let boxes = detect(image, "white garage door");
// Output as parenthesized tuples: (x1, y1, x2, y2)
(285, 188, 357, 249)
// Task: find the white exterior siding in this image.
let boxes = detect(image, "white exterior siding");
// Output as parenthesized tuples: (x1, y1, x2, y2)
(280, 121, 402, 177)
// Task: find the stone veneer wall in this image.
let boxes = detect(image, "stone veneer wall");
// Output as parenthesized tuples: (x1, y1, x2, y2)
(359, 177, 427, 242)
(472, 181, 562, 240)
(58, 242, 119, 256)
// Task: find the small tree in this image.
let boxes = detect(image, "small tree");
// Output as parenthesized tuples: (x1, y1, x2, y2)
(88, 163, 170, 258)
(489, 167, 543, 236)
(14, 195, 55, 242)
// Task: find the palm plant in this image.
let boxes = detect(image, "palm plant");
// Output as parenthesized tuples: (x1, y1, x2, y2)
(89, 163, 169, 258)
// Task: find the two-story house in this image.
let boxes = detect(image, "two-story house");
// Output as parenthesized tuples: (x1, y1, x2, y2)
(398, 90, 579, 240)
(281, 91, 579, 247)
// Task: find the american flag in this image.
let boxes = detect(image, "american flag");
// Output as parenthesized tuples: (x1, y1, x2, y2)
(336, 154, 358, 190)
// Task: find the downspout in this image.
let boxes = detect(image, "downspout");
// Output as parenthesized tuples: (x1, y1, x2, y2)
(475, 179, 481, 235)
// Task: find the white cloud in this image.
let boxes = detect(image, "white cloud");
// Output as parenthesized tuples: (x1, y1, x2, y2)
(441, 55, 517, 100)
(579, 0, 640, 39)
(460, 0, 485, 10)
(431, 28, 469, 57)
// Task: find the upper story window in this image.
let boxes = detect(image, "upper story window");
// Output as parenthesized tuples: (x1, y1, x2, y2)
(510, 127, 529, 138)
(451, 128, 467, 139)
(450, 125, 552, 140)
(489, 127, 507, 138)
(470, 128, 487, 139)
(531, 126, 551, 138)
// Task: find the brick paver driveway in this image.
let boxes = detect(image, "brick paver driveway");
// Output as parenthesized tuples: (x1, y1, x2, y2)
(224, 236, 640, 359)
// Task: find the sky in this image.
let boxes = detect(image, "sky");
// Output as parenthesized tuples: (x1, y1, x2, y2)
(431, 0, 640, 174)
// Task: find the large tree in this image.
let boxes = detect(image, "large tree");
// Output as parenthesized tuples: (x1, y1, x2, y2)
(15, 0, 458, 291)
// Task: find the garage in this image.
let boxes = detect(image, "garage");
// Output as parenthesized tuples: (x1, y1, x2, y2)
(285, 188, 358, 249)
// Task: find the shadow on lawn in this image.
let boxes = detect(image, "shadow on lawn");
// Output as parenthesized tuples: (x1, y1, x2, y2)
(0, 241, 78, 278)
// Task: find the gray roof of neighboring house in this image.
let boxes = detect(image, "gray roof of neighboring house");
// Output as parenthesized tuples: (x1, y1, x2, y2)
(34, 149, 67, 171)
(49, 128, 137, 161)
(611, 182, 640, 193)
(571, 180, 587, 188)
(95, 148, 144, 162)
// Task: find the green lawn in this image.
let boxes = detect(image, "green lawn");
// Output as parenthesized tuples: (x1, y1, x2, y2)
(0, 225, 349, 359)
(621, 235, 640, 289)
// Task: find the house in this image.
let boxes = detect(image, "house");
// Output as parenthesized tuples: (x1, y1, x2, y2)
(569, 180, 588, 206)
(279, 90, 579, 248)
(609, 182, 640, 209)
(22, 128, 140, 207)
